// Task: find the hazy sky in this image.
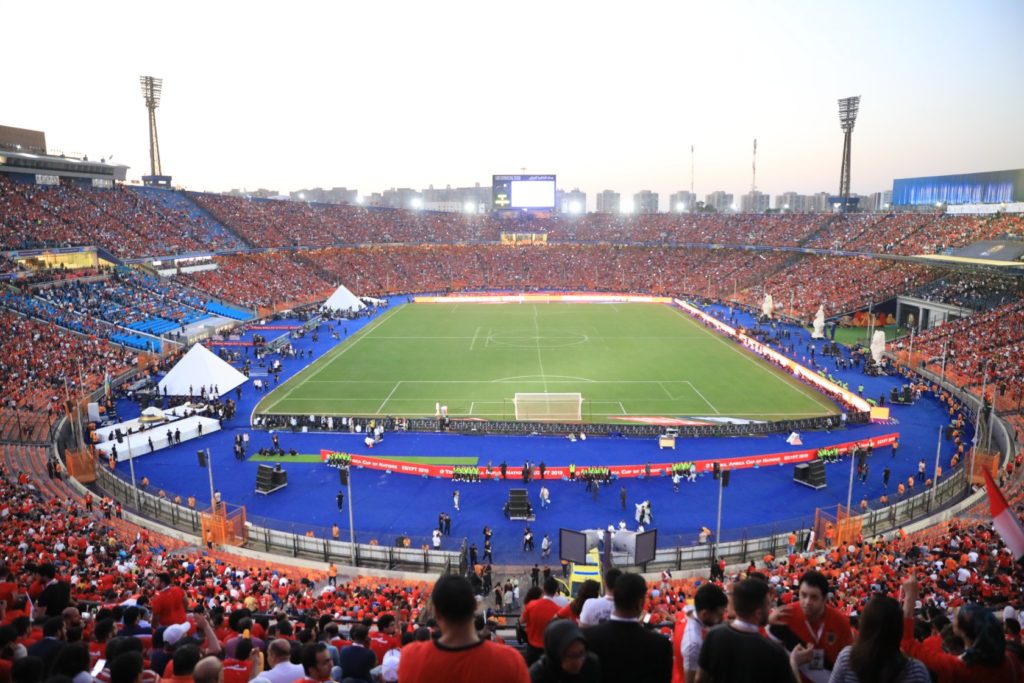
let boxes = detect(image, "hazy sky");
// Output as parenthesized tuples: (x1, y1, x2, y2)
(5, 0, 1023, 207)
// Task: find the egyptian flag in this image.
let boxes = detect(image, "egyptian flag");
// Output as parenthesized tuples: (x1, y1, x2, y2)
(984, 469, 1024, 561)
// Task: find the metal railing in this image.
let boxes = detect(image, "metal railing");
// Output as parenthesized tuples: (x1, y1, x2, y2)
(92, 462, 459, 573)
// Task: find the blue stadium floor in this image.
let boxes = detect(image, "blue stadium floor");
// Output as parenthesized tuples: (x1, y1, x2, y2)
(117, 298, 970, 563)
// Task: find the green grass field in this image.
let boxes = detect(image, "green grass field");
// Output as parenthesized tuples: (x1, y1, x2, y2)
(256, 303, 839, 422)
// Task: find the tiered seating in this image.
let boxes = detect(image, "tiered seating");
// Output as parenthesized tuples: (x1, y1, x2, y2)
(177, 253, 334, 311)
(0, 176, 239, 257)
(905, 297, 1024, 412)
(909, 273, 1024, 310)
(33, 268, 210, 334)
(188, 193, 497, 247)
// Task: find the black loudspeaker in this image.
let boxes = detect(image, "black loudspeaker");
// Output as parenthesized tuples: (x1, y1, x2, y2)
(944, 426, 954, 440)
(713, 463, 721, 480)
(721, 470, 731, 487)
(339, 468, 349, 486)
(197, 450, 207, 468)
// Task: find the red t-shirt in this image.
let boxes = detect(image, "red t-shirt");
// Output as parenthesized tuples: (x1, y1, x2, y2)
(369, 632, 399, 664)
(151, 585, 188, 627)
(222, 659, 251, 683)
(522, 598, 561, 649)
(780, 604, 852, 671)
(398, 639, 528, 683)
(555, 603, 578, 623)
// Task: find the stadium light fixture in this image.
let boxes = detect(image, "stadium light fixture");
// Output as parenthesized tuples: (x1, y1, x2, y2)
(411, 197, 423, 209)
(463, 201, 477, 214)
(675, 202, 686, 212)
(620, 199, 635, 214)
(355, 195, 364, 204)
(568, 200, 582, 214)
(298, 193, 305, 200)
(730, 203, 738, 211)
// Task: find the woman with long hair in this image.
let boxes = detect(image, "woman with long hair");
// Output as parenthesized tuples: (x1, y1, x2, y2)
(828, 594, 930, 682)
(899, 576, 1022, 683)
(556, 580, 601, 624)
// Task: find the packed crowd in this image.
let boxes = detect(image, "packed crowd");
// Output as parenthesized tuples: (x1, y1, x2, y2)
(177, 245, 938, 322)
(4, 175, 1021, 259)
(186, 194, 496, 248)
(0, 178, 239, 258)
(911, 273, 1024, 311)
(32, 269, 209, 330)
(732, 256, 938, 320)
(0, 311, 137, 441)
(176, 254, 334, 312)
(905, 297, 1024, 412)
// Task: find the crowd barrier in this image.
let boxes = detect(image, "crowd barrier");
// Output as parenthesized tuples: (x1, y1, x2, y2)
(320, 433, 899, 480)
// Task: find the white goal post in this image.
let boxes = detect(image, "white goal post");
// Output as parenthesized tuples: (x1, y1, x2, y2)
(513, 392, 584, 421)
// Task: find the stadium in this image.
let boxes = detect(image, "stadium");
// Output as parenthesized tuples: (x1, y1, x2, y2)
(2, 5, 1024, 682)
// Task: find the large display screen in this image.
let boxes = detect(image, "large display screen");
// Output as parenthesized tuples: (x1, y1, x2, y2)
(559, 528, 589, 565)
(892, 169, 1024, 206)
(492, 174, 556, 210)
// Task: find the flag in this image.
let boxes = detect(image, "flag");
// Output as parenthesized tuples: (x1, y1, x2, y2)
(984, 469, 1024, 560)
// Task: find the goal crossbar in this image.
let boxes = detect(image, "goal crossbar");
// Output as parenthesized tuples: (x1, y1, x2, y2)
(513, 392, 583, 421)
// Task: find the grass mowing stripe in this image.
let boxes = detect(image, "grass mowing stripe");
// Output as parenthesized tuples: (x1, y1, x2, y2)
(259, 302, 837, 422)
(669, 306, 837, 414)
(258, 306, 403, 414)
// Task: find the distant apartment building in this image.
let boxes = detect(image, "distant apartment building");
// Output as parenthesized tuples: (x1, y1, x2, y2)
(633, 190, 660, 214)
(557, 188, 587, 214)
(739, 191, 770, 213)
(595, 190, 621, 214)
(704, 191, 734, 212)
(289, 187, 358, 204)
(669, 191, 697, 212)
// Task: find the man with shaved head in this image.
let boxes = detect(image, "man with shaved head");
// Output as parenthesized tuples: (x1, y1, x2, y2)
(251, 639, 303, 683)
(193, 656, 224, 683)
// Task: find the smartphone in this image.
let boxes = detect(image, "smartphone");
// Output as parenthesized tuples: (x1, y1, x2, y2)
(91, 660, 106, 677)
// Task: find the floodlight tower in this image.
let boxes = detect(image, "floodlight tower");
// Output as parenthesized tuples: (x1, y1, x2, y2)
(140, 76, 169, 186)
(837, 95, 861, 212)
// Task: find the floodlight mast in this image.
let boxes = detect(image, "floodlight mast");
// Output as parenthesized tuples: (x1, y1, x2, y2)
(837, 95, 860, 212)
(140, 76, 164, 177)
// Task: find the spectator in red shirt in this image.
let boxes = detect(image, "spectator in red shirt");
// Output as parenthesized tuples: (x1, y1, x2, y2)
(368, 615, 399, 665)
(522, 578, 568, 665)
(151, 574, 188, 630)
(399, 575, 528, 683)
(768, 570, 853, 682)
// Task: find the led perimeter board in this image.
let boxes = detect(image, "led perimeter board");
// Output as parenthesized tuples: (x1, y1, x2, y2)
(492, 174, 556, 210)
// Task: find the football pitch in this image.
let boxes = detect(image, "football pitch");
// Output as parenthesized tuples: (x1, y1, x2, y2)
(255, 302, 839, 422)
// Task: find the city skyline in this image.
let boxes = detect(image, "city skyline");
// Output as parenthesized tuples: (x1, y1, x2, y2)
(4, 0, 1023, 209)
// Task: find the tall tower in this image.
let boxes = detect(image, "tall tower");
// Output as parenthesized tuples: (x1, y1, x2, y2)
(139, 76, 170, 187)
(837, 95, 861, 211)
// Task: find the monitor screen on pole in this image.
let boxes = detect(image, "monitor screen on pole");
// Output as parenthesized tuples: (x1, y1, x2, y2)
(634, 529, 657, 565)
(559, 528, 588, 565)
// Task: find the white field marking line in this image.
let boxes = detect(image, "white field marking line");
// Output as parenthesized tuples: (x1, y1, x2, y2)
(668, 307, 836, 412)
(684, 380, 720, 415)
(659, 382, 676, 400)
(376, 382, 402, 413)
(260, 306, 402, 413)
(532, 305, 548, 392)
(469, 326, 481, 351)
(619, 401, 627, 415)
(490, 375, 595, 383)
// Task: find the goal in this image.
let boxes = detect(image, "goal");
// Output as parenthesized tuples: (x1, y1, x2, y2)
(513, 392, 584, 421)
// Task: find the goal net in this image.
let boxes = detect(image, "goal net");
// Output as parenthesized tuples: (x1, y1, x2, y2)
(514, 392, 583, 421)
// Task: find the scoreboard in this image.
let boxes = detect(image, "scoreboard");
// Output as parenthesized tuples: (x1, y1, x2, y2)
(492, 174, 556, 210)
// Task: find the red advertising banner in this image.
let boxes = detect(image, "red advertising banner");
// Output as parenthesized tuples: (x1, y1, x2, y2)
(320, 432, 897, 480)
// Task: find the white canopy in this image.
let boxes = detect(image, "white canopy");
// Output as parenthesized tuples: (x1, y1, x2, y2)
(157, 344, 247, 398)
(323, 284, 366, 313)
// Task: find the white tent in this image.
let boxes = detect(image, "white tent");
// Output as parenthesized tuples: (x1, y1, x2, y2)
(323, 284, 366, 313)
(157, 344, 248, 398)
